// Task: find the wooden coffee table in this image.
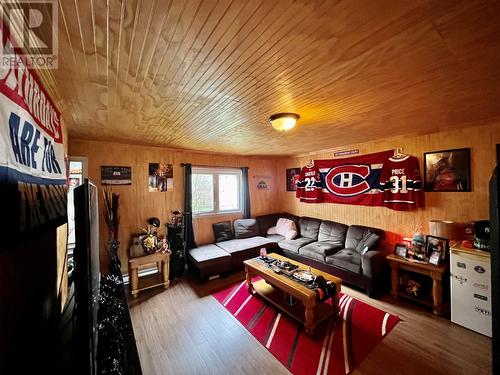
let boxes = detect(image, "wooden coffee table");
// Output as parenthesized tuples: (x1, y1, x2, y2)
(244, 253, 342, 335)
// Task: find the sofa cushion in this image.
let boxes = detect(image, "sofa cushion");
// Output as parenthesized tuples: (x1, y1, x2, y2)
(215, 236, 276, 254)
(234, 219, 259, 239)
(188, 244, 231, 267)
(187, 244, 232, 278)
(318, 220, 348, 245)
(216, 236, 278, 269)
(356, 232, 380, 253)
(345, 225, 381, 254)
(266, 234, 286, 243)
(279, 237, 315, 253)
(298, 217, 322, 240)
(212, 221, 234, 242)
(298, 243, 334, 262)
(299, 241, 343, 258)
(325, 248, 362, 274)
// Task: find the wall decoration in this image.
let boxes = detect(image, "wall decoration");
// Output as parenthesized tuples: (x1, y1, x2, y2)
(334, 149, 359, 157)
(101, 166, 132, 185)
(256, 180, 270, 189)
(313, 150, 423, 210)
(286, 168, 301, 191)
(424, 148, 471, 192)
(148, 163, 173, 192)
(253, 175, 272, 190)
(0, 21, 66, 242)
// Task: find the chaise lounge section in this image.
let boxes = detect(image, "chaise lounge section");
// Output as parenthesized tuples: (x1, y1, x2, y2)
(187, 218, 279, 279)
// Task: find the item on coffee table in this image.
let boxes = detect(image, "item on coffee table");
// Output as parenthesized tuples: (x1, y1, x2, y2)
(293, 270, 315, 283)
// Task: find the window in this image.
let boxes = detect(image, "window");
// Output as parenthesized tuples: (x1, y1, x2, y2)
(192, 167, 242, 215)
(66, 156, 87, 288)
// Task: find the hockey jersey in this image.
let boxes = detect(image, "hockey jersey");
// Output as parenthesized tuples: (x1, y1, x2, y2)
(379, 155, 423, 210)
(296, 164, 323, 203)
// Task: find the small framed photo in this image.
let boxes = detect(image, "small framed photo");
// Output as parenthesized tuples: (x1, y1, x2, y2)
(394, 243, 407, 258)
(424, 148, 471, 192)
(425, 235, 449, 261)
(286, 168, 301, 191)
(429, 250, 441, 266)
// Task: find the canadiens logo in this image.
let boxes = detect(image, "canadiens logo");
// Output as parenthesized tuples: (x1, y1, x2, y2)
(324, 165, 371, 196)
(474, 265, 486, 274)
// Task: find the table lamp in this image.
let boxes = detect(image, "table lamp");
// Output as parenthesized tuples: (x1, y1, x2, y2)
(429, 220, 464, 247)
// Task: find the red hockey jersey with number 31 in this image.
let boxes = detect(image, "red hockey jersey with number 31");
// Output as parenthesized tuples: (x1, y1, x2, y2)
(379, 155, 423, 210)
(296, 164, 323, 203)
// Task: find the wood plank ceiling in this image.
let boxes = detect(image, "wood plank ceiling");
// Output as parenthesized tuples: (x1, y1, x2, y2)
(30, 1, 500, 155)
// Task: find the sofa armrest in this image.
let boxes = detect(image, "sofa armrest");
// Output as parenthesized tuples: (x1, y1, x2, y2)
(361, 250, 387, 278)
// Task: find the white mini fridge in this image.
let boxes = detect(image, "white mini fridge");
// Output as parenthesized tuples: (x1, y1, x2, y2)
(450, 245, 492, 337)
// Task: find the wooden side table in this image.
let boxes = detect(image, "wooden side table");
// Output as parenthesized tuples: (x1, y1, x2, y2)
(128, 251, 171, 297)
(387, 254, 448, 316)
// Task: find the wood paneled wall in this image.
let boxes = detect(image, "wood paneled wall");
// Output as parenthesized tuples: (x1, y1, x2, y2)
(69, 139, 281, 272)
(70, 122, 499, 271)
(278, 123, 500, 251)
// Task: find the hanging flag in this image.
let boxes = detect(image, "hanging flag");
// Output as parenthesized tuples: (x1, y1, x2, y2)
(0, 20, 66, 243)
(316, 150, 392, 207)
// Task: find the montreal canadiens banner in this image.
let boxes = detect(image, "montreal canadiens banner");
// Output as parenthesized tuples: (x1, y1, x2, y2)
(316, 150, 394, 207)
(0, 22, 67, 241)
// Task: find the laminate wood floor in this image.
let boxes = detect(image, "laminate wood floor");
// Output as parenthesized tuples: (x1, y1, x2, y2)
(128, 271, 491, 375)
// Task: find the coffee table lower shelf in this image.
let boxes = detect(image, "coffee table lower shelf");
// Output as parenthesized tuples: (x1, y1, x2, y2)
(252, 279, 336, 330)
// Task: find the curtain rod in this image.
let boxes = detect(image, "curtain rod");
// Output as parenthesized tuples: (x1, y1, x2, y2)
(180, 163, 246, 169)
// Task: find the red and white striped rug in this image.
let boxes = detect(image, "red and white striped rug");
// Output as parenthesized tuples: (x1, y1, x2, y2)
(212, 278, 399, 375)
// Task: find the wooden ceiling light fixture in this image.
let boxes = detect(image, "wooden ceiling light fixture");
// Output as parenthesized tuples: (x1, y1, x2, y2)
(268, 113, 300, 131)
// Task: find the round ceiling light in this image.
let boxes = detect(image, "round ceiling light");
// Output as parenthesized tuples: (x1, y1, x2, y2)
(268, 113, 300, 131)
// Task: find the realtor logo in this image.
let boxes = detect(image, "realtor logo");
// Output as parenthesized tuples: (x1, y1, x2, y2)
(0, 0, 58, 68)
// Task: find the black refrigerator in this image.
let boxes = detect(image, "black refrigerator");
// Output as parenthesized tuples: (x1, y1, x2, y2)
(491, 144, 499, 375)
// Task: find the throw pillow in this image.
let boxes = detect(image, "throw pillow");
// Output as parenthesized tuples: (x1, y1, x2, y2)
(285, 230, 298, 240)
(213, 221, 234, 243)
(267, 226, 278, 235)
(234, 218, 259, 239)
(276, 218, 298, 240)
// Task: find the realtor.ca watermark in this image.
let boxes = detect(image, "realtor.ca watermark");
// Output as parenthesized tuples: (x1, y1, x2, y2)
(0, 0, 58, 69)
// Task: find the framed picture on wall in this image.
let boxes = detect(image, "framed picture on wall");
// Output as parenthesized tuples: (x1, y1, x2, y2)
(424, 148, 471, 192)
(286, 168, 301, 191)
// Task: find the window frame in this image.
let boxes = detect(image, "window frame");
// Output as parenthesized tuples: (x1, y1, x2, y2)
(192, 167, 243, 217)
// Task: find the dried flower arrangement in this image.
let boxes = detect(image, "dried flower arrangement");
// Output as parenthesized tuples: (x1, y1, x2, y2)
(103, 186, 120, 241)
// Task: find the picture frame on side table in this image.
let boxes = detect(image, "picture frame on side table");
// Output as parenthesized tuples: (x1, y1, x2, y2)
(425, 235, 449, 261)
(424, 148, 471, 192)
(429, 250, 441, 266)
(394, 243, 408, 258)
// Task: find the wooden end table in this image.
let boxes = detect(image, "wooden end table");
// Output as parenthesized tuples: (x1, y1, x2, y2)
(387, 254, 448, 316)
(128, 251, 171, 297)
(244, 253, 342, 335)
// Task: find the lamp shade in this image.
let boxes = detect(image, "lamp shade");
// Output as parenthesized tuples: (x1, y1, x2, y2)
(429, 220, 464, 241)
(268, 113, 300, 131)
